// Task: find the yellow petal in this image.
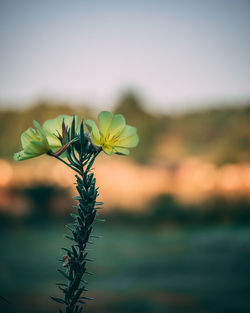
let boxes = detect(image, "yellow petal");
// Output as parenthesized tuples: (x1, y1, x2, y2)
(43, 119, 63, 149)
(90, 133, 102, 146)
(108, 114, 126, 137)
(29, 141, 49, 154)
(114, 147, 130, 155)
(119, 125, 137, 138)
(45, 135, 61, 151)
(15, 121, 50, 161)
(43, 115, 78, 142)
(33, 120, 48, 141)
(21, 128, 37, 149)
(43, 118, 60, 135)
(117, 133, 139, 148)
(102, 145, 114, 155)
(23, 142, 40, 154)
(85, 120, 101, 142)
(98, 111, 113, 137)
(13, 150, 35, 161)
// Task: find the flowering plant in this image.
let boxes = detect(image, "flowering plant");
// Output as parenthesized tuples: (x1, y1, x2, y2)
(14, 111, 139, 313)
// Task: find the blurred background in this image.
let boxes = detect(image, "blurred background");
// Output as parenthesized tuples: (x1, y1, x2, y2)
(0, 1, 250, 313)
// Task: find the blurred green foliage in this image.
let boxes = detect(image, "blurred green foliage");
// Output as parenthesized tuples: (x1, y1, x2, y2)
(167, 106, 250, 165)
(1, 94, 249, 165)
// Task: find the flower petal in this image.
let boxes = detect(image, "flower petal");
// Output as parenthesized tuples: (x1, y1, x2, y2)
(98, 111, 113, 137)
(33, 120, 48, 141)
(114, 147, 130, 155)
(85, 120, 101, 143)
(43, 118, 60, 135)
(45, 136, 61, 151)
(118, 125, 137, 138)
(90, 133, 102, 146)
(13, 150, 35, 161)
(23, 141, 40, 154)
(117, 133, 139, 148)
(102, 145, 114, 155)
(42, 119, 62, 149)
(108, 114, 126, 137)
(21, 128, 37, 149)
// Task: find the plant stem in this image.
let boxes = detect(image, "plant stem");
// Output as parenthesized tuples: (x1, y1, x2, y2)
(53, 152, 100, 313)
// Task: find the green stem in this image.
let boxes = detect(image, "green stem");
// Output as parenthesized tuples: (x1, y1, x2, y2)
(50, 119, 102, 313)
(52, 150, 100, 313)
(53, 155, 82, 175)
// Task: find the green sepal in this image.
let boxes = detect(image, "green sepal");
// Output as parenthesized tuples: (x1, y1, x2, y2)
(71, 114, 76, 141)
(80, 119, 85, 154)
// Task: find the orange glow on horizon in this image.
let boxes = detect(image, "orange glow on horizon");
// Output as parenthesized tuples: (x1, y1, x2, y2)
(0, 157, 250, 213)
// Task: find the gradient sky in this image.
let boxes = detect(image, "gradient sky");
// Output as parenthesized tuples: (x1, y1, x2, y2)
(0, 0, 249, 112)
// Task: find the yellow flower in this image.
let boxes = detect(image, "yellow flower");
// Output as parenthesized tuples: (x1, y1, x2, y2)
(42, 115, 79, 152)
(85, 111, 139, 155)
(14, 120, 50, 161)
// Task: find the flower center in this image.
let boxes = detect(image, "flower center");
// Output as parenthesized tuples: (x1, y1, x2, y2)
(100, 133, 119, 147)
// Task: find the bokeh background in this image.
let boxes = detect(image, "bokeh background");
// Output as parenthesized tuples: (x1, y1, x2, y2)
(0, 1, 250, 313)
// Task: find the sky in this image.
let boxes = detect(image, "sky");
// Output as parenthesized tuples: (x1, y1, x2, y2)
(0, 0, 250, 112)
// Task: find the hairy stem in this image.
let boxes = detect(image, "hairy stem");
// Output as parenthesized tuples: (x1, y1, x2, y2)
(52, 151, 101, 313)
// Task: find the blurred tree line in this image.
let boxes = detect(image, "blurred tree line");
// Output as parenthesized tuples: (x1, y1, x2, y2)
(108, 194, 250, 227)
(0, 92, 250, 165)
(1, 184, 250, 227)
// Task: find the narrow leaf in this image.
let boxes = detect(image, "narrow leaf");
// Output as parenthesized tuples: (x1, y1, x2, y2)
(58, 269, 70, 280)
(50, 296, 65, 304)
